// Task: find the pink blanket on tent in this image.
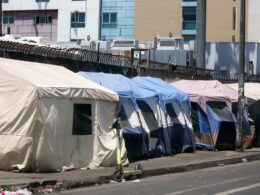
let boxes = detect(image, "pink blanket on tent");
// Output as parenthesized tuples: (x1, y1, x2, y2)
(171, 80, 238, 112)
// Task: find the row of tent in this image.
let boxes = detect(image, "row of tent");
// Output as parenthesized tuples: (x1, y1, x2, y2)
(0, 57, 258, 172)
(81, 73, 252, 157)
(80, 72, 195, 160)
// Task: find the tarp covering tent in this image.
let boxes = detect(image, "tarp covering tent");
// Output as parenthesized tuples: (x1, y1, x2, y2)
(132, 77, 195, 153)
(171, 80, 240, 150)
(78, 72, 149, 160)
(0, 58, 127, 172)
(227, 83, 260, 146)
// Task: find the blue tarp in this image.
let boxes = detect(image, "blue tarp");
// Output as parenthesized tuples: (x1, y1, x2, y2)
(132, 76, 195, 153)
(78, 72, 134, 98)
(78, 72, 157, 99)
(132, 77, 189, 104)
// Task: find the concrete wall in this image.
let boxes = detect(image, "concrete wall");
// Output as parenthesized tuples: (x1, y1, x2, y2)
(135, 0, 183, 42)
(248, 0, 260, 42)
(86, 0, 101, 41)
(206, 42, 260, 75)
(151, 50, 188, 66)
(2, 0, 101, 42)
(206, 0, 240, 42)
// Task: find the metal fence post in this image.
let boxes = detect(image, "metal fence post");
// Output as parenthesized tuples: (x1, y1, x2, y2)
(237, 0, 246, 151)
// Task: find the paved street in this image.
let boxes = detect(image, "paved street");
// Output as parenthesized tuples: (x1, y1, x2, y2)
(54, 160, 260, 195)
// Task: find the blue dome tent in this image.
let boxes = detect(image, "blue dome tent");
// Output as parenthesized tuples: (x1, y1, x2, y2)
(132, 76, 195, 153)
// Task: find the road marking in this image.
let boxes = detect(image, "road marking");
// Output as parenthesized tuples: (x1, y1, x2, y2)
(215, 182, 260, 195)
(163, 174, 260, 195)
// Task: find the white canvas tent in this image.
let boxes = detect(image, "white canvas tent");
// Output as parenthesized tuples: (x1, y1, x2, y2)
(0, 57, 127, 172)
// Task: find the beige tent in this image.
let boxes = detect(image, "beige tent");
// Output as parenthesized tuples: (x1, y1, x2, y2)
(226, 83, 260, 102)
(0, 57, 127, 172)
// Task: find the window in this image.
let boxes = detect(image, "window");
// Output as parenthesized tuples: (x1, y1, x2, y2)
(71, 12, 85, 28)
(70, 39, 83, 43)
(103, 13, 109, 23)
(36, 0, 49, 2)
(72, 104, 92, 135)
(232, 7, 237, 30)
(102, 12, 117, 28)
(34, 15, 52, 24)
(232, 35, 236, 42)
(182, 9, 196, 30)
(39, 16, 46, 23)
(160, 40, 175, 47)
(110, 13, 117, 23)
(3, 16, 14, 24)
(102, 12, 117, 24)
(7, 27, 11, 34)
(2, 0, 9, 3)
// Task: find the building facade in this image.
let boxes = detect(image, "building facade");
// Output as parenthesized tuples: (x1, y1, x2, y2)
(135, 0, 183, 42)
(2, 0, 101, 42)
(135, 0, 244, 43)
(248, 0, 260, 42)
(2, 9, 58, 42)
(1, 0, 258, 43)
(100, 0, 135, 40)
(206, 0, 241, 42)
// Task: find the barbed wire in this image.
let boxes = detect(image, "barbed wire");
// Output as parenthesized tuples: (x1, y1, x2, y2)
(0, 40, 259, 83)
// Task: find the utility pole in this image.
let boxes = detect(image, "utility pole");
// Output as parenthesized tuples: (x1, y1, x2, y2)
(196, 0, 206, 69)
(237, 0, 246, 150)
(0, 0, 2, 37)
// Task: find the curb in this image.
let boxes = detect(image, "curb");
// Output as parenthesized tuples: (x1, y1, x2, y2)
(142, 153, 260, 177)
(4, 153, 260, 193)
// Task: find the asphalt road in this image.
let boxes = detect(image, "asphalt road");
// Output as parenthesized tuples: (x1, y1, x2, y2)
(54, 160, 260, 195)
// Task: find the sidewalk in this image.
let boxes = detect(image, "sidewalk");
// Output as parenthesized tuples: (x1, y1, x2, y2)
(1, 148, 260, 193)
